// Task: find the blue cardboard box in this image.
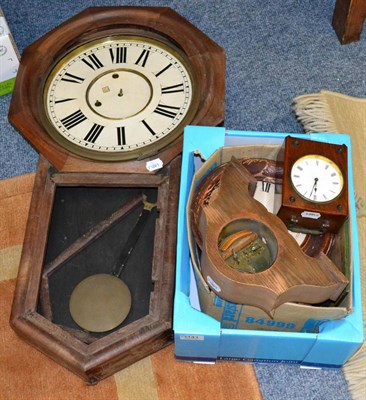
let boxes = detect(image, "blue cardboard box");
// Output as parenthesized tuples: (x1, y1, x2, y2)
(173, 126, 363, 368)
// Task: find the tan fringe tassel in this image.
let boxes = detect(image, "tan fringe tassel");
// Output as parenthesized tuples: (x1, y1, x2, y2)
(292, 93, 338, 133)
(294, 92, 366, 400)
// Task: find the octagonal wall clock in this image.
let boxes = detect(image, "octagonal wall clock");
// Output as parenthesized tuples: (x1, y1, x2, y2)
(9, 6, 225, 173)
(8, 7, 225, 383)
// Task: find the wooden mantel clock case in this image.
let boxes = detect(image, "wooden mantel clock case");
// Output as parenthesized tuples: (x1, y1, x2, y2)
(8, 7, 225, 383)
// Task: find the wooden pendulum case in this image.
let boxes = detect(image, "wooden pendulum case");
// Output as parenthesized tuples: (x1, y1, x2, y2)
(10, 155, 181, 383)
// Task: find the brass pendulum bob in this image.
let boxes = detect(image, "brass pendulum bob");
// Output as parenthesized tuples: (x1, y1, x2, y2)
(69, 196, 156, 333)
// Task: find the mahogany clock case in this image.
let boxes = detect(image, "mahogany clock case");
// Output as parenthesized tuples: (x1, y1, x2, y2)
(10, 155, 181, 383)
(8, 6, 226, 174)
(277, 136, 349, 234)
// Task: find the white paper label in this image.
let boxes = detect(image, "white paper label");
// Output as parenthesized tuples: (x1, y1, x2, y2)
(146, 158, 163, 172)
(207, 275, 221, 292)
(301, 211, 321, 219)
(180, 335, 205, 341)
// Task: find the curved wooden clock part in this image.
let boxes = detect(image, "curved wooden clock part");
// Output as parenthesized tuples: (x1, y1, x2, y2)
(196, 158, 348, 316)
(8, 7, 225, 173)
(190, 157, 334, 257)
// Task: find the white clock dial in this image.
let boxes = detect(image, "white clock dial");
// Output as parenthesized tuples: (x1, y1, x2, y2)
(290, 155, 344, 203)
(44, 36, 195, 160)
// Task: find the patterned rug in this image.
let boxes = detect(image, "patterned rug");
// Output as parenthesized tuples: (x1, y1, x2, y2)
(0, 173, 262, 400)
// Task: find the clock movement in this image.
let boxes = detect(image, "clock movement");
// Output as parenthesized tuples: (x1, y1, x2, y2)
(277, 136, 349, 234)
(8, 7, 226, 382)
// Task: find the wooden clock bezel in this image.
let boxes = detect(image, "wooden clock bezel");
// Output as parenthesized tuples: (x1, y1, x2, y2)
(10, 155, 181, 383)
(9, 6, 226, 173)
(278, 136, 349, 234)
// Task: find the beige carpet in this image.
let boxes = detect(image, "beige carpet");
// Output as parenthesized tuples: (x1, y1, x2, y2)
(294, 90, 366, 400)
(0, 173, 262, 400)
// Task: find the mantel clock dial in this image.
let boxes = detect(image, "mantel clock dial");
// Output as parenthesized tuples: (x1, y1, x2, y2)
(290, 154, 344, 203)
(9, 7, 225, 173)
(277, 136, 349, 234)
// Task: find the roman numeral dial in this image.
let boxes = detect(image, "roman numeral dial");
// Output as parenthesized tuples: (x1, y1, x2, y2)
(44, 37, 195, 160)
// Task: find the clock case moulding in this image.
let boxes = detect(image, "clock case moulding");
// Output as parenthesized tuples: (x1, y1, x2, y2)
(8, 7, 225, 383)
(8, 6, 226, 174)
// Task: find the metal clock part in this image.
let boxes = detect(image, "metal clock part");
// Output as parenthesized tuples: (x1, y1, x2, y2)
(219, 230, 272, 274)
(69, 274, 132, 333)
(69, 196, 156, 333)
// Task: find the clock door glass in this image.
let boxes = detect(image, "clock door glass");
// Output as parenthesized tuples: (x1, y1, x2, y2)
(44, 37, 196, 160)
(290, 155, 344, 203)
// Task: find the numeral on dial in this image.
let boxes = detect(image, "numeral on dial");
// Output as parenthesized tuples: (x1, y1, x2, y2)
(54, 98, 76, 104)
(110, 47, 127, 64)
(161, 83, 184, 94)
(142, 120, 156, 136)
(84, 124, 104, 143)
(155, 63, 172, 77)
(261, 182, 272, 193)
(61, 72, 85, 84)
(154, 104, 180, 118)
(117, 127, 126, 146)
(60, 110, 87, 130)
(135, 49, 150, 67)
(82, 54, 104, 70)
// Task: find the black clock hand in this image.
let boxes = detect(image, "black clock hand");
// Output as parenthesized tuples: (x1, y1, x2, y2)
(309, 177, 318, 198)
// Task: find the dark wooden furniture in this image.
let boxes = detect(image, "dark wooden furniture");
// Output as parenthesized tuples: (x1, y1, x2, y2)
(333, 0, 366, 44)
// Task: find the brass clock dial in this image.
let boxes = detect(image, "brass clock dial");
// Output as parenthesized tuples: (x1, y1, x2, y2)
(44, 37, 196, 161)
